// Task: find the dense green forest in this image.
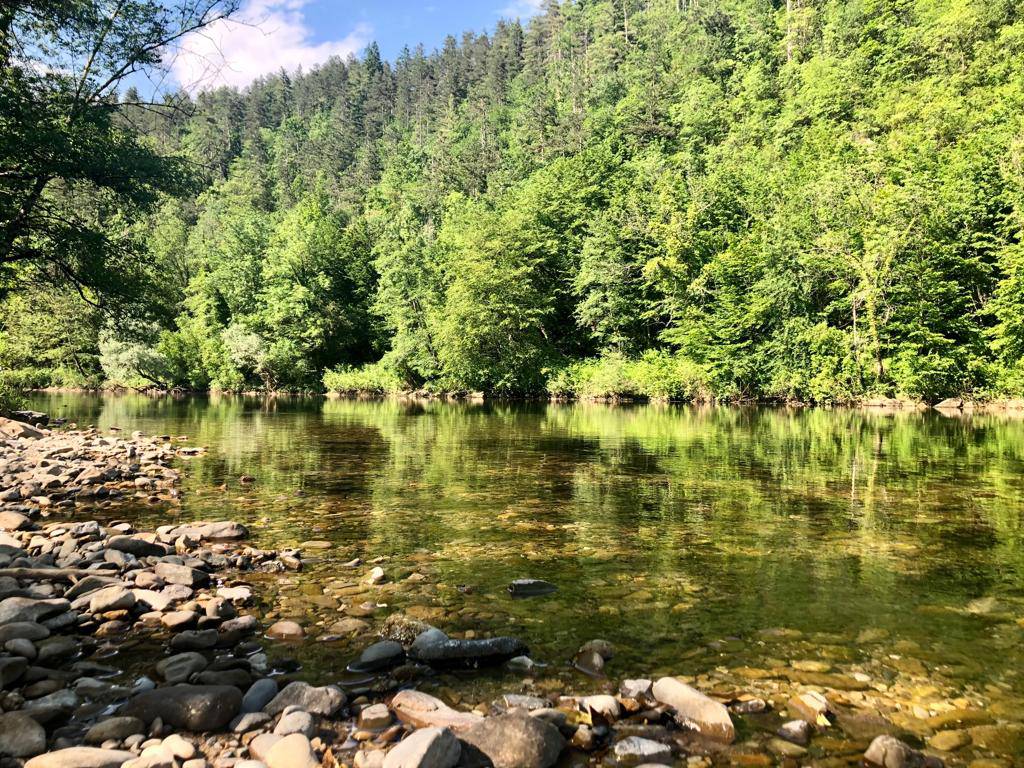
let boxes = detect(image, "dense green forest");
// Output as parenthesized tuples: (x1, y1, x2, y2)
(2, 0, 1024, 402)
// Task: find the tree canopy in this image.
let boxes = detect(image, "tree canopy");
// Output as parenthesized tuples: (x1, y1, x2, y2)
(3, 0, 1024, 402)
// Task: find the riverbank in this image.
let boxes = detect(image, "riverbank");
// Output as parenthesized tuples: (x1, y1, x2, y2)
(16, 387, 1024, 415)
(0, 415, 1016, 767)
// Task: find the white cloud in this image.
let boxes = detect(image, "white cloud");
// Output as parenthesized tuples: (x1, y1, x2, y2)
(169, 0, 373, 91)
(499, 0, 544, 19)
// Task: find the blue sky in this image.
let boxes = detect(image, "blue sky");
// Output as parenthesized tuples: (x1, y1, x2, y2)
(169, 0, 543, 91)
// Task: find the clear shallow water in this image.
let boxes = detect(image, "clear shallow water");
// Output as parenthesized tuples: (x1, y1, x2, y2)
(23, 393, 1024, 728)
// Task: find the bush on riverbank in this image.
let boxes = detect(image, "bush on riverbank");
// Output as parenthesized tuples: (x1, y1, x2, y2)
(323, 362, 405, 395)
(546, 352, 709, 402)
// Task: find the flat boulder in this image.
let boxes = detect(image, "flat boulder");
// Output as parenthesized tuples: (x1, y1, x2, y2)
(651, 677, 734, 743)
(409, 629, 526, 667)
(263, 681, 345, 717)
(391, 690, 482, 732)
(154, 562, 209, 587)
(383, 727, 460, 768)
(0, 418, 44, 440)
(460, 712, 565, 768)
(25, 748, 134, 768)
(121, 684, 241, 731)
(156, 652, 208, 684)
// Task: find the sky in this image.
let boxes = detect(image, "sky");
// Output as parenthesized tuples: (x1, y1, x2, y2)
(169, 0, 544, 92)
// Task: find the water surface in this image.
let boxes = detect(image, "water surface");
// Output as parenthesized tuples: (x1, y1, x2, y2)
(24, 393, 1024, 733)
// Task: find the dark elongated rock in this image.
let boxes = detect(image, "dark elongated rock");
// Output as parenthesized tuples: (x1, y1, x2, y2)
(508, 579, 557, 598)
(409, 628, 527, 667)
(121, 684, 241, 731)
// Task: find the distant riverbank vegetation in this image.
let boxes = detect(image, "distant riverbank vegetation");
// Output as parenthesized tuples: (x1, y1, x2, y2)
(2, 0, 1024, 404)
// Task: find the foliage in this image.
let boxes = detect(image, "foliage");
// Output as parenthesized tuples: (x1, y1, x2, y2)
(7, 0, 1024, 401)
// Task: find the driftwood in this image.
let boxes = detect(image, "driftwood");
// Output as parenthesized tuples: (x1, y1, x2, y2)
(0, 568, 99, 581)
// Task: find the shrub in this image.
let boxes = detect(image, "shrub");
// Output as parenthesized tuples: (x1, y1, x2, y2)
(546, 351, 707, 401)
(324, 361, 404, 395)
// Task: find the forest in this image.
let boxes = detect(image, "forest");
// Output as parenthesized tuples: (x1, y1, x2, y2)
(2, 0, 1024, 403)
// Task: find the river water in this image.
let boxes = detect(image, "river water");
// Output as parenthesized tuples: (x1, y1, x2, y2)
(24, 392, 1024, 760)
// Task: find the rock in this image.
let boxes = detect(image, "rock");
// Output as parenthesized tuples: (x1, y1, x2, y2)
(366, 567, 386, 585)
(36, 635, 79, 665)
(274, 710, 315, 737)
(265, 733, 318, 768)
(266, 621, 304, 640)
(23, 688, 79, 721)
(0, 597, 69, 625)
(0, 655, 28, 685)
(611, 737, 671, 766)
(579, 694, 620, 721)
(161, 610, 197, 630)
(156, 652, 208, 684)
(926, 729, 969, 752)
(383, 727, 460, 768)
(89, 586, 135, 614)
(154, 563, 209, 588)
(233, 712, 271, 733)
(461, 712, 564, 768)
(249, 733, 282, 762)
(619, 679, 653, 705)
(349, 640, 404, 672)
(391, 690, 483, 732)
(787, 691, 831, 726)
(356, 750, 385, 768)
(121, 684, 242, 731)
(162, 735, 196, 760)
(106, 536, 165, 558)
(359, 703, 392, 730)
(163, 521, 248, 541)
(0, 710, 47, 756)
(0, 621, 49, 644)
(651, 677, 734, 743)
(263, 682, 345, 717)
(242, 678, 278, 713)
(497, 694, 548, 712)
(863, 735, 944, 768)
(0, 511, 31, 531)
(170, 629, 218, 651)
(777, 720, 812, 746)
(507, 579, 557, 598)
(85, 716, 145, 744)
(409, 629, 526, 667)
(24, 748, 135, 768)
(6, 637, 36, 659)
(0, 418, 44, 440)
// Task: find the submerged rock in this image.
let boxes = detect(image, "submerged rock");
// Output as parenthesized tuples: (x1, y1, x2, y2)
(508, 579, 557, 598)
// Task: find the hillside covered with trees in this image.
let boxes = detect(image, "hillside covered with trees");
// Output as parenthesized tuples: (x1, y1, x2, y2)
(3, 0, 1024, 403)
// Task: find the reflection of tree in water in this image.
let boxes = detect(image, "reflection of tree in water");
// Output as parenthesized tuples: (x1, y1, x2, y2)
(24, 393, 1024, 691)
